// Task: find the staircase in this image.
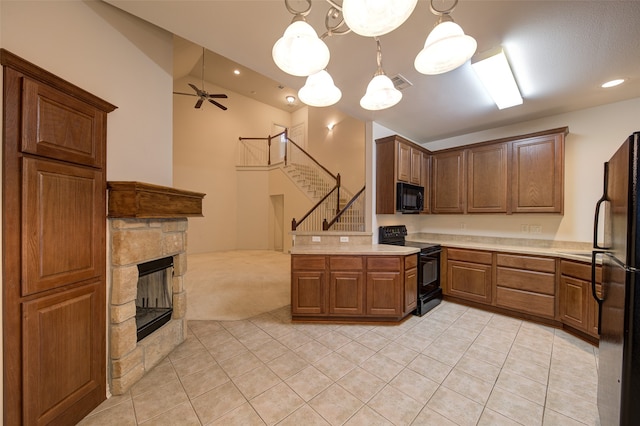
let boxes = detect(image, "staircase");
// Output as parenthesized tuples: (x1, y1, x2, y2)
(238, 131, 365, 232)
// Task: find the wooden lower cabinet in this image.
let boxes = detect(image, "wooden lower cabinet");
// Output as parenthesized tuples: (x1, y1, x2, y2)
(560, 259, 602, 338)
(291, 253, 416, 321)
(330, 271, 364, 315)
(445, 248, 492, 304)
(366, 272, 401, 316)
(496, 254, 556, 319)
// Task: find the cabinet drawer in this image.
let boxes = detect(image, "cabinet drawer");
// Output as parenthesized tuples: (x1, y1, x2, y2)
(561, 260, 602, 282)
(496, 267, 555, 295)
(367, 256, 401, 271)
(292, 256, 326, 270)
(497, 254, 555, 273)
(405, 254, 418, 269)
(329, 256, 363, 270)
(496, 286, 555, 318)
(447, 248, 492, 265)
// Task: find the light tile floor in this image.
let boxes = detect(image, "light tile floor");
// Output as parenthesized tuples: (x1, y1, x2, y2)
(80, 301, 600, 425)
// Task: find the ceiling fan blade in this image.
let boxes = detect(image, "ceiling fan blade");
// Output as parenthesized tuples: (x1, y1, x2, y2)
(207, 94, 228, 99)
(195, 98, 204, 109)
(188, 83, 204, 96)
(208, 99, 228, 111)
(173, 91, 197, 97)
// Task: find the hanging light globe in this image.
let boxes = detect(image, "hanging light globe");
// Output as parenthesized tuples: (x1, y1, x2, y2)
(298, 70, 342, 107)
(342, 0, 418, 37)
(360, 74, 402, 111)
(272, 20, 330, 77)
(414, 19, 477, 75)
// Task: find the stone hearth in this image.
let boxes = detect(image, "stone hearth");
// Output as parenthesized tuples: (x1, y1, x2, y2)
(108, 218, 188, 395)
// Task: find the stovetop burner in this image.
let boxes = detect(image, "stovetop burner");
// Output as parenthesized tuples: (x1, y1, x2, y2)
(378, 225, 441, 254)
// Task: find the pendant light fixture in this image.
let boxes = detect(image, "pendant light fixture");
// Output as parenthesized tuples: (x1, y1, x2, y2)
(360, 38, 402, 111)
(342, 0, 418, 37)
(272, 0, 330, 77)
(298, 69, 342, 107)
(414, 0, 477, 75)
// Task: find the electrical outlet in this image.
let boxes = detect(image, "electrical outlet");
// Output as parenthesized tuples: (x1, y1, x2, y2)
(312, 236, 321, 242)
(520, 224, 529, 233)
(530, 225, 542, 234)
(340, 236, 349, 243)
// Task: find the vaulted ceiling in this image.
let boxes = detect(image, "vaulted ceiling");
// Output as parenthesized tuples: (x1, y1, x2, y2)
(104, 0, 640, 143)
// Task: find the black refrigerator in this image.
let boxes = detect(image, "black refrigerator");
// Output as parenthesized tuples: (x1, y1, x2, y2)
(593, 131, 640, 426)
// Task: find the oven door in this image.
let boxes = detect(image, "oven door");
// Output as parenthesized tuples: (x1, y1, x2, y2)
(419, 250, 441, 297)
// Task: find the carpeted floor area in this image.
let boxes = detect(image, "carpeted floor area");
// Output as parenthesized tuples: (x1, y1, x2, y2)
(185, 250, 291, 321)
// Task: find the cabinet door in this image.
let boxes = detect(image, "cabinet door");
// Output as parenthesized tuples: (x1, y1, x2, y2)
(404, 267, 418, 313)
(421, 154, 431, 213)
(397, 143, 411, 182)
(447, 260, 492, 304)
(432, 150, 465, 213)
(410, 148, 422, 185)
(292, 271, 326, 315)
(22, 157, 104, 296)
(330, 271, 364, 315)
(366, 271, 401, 316)
(511, 134, 564, 213)
(22, 281, 105, 425)
(560, 276, 589, 331)
(467, 143, 509, 213)
(21, 77, 106, 167)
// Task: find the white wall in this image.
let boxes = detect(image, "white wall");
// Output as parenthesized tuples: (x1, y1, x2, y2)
(370, 98, 640, 243)
(2, 0, 174, 185)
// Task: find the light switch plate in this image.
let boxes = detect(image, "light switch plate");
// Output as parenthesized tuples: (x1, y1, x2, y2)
(340, 236, 349, 243)
(312, 236, 321, 242)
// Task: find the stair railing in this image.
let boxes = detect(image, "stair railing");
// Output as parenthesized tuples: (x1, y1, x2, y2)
(292, 185, 339, 231)
(323, 186, 366, 231)
(237, 131, 286, 166)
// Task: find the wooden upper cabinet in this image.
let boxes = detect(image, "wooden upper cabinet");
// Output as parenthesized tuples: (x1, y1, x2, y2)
(397, 142, 411, 182)
(375, 135, 430, 214)
(421, 154, 431, 213)
(432, 150, 466, 214)
(410, 147, 422, 185)
(467, 143, 509, 213)
(511, 132, 565, 213)
(21, 77, 106, 168)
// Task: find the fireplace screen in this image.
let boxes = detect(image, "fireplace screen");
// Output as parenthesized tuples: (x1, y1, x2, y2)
(136, 256, 173, 341)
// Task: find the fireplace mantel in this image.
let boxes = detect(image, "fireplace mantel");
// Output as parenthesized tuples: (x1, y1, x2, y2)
(107, 181, 205, 218)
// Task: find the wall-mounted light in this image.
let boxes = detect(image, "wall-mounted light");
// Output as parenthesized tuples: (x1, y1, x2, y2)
(601, 79, 625, 88)
(327, 123, 335, 131)
(472, 47, 523, 110)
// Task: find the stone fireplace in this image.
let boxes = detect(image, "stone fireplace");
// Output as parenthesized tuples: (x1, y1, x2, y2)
(107, 182, 205, 395)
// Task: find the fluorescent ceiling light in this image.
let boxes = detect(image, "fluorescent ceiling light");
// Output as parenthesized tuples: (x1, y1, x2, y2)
(472, 48, 523, 109)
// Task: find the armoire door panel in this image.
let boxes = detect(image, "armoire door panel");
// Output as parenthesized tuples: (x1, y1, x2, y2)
(21, 77, 104, 167)
(22, 157, 104, 296)
(22, 281, 105, 425)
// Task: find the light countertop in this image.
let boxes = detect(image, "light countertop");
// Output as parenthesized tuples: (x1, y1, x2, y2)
(290, 244, 420, 256)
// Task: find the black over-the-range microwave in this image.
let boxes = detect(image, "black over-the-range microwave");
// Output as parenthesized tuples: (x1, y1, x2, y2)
(396, 182, 424, 213)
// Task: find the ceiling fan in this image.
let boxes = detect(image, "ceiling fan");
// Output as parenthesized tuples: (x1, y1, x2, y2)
(173, 47, 228, 110)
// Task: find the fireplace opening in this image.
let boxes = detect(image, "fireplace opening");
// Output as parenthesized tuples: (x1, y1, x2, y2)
(136, 256, 173, 342)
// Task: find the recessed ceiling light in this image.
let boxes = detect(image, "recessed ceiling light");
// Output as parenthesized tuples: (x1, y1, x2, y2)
(233, 69, 240, 75)
(601, 79, 625, 88)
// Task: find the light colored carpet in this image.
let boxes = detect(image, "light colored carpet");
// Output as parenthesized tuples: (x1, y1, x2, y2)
(185, 250, 291, 320)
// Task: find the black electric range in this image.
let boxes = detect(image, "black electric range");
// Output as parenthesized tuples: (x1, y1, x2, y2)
(379, 225, 442, 316)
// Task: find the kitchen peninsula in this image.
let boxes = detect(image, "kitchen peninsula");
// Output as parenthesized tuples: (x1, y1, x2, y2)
(290, 232, 420, 323)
